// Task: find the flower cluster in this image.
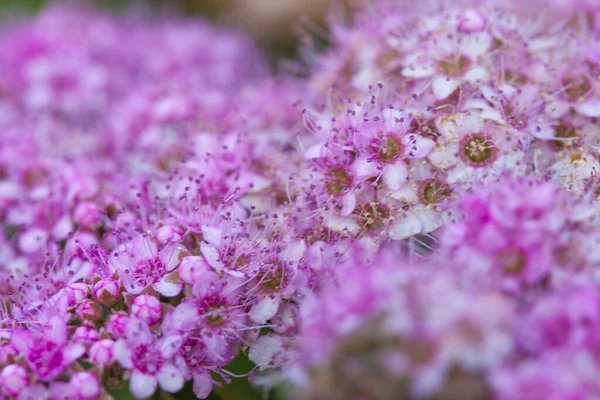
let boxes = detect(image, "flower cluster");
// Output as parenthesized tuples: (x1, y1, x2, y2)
(1, 1, 600, 399)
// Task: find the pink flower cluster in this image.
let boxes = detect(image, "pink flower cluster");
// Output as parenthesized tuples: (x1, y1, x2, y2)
(1, 1, 600, 399)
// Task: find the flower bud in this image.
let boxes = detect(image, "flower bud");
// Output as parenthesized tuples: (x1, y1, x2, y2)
(70, 371, 101, 400)
(76, 300, 102, 323)
(72, 326, 100, 344)
(66, 282, 90, 307)
(92, 278, 120, 306)
(0, 364, 29, 397)
(105, 313, 129, 338)
(156, 225, 184, 243)
(130, 294, 162, 325)
(89, 339, 115, 367)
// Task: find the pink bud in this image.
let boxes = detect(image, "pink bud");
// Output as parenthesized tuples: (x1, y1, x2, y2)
(92, 278, 120, 306)
(130, 294, 162, 325)
(0, 364, 29, 397)
(458, 8, 487, 33)
(72, 326, 100, 344)
(105, 313, 129, 338)
(76, 300, 102, 323)
(89, 339, 115, 367)
(0, 345, 17, 365)
(73, 201, 103, 229)
(66, 282, 90, 307)
(156, 225, 184, 243)
(179, 256, 211, 285)
(70, 371, 101, 400)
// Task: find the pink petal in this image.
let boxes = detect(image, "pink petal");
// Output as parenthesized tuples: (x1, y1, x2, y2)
(48, 315, 68, 345)
(130, 370, 158, 399)
(157, 364, 184, 393)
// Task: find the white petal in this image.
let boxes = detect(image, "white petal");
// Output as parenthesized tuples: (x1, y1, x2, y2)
(402, 135, 435, 159)
(340, 192, 357, 216)
(249, 296, 281, 324)
(159, 335, 183, 359)
(157, 364, 184, 393)
(323, 214, 359, 236)
(382, 162, 408, 191)
(159, 244, 183, 272)
(462, 33, 492, 59)
(465, 67, 488, 83)
(113, 340, 134, 369)
(432, 77, 460, 100)
(193, 370, 213, 399)
(249, 335, 287, 370)
(198, 226, 219, 248)
(199, 242, 224, 270)
(130, 370, 158, 399)
(390, 184, 418, 203)
(352, 156, 379, 181)
(171, 302, 200, 331)
(427, 142, 459, 170)
(575, 98, 600, 117)
(388, 213, 422, 240)
(153, 276, 183, 297)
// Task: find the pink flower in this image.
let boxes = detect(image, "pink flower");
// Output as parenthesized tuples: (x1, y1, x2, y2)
(11, 317, 85, 382)
(110, 235, 184, 296)
(114, 318, 185, 399)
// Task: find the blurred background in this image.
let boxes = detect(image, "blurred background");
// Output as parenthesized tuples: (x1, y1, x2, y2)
(0, 0, 333, 65)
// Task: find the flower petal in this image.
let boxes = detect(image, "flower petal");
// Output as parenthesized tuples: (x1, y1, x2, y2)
(382, 162, 408, 191)
(193, 370, 213, 399)
(153, 276, 183, 297)
(113, 340, 134, 369)
(157, 364, 184, 393)
(388, 212, 422, 240)
(432, 77, 460, 100)
(249, 296, 281, 324)
(130, 370, 158, 399)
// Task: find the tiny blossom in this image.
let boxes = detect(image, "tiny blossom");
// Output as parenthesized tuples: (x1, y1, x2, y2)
(2, 1, 600, 399)
(0, 364, 29, 397)
(89, 339, 116, 367)
(70, 371, 101, 400)
(92, 278, 120, 306)
(130, 294, 163, 326)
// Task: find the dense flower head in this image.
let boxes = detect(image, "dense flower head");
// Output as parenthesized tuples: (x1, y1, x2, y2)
(2, 0, 600, 399)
